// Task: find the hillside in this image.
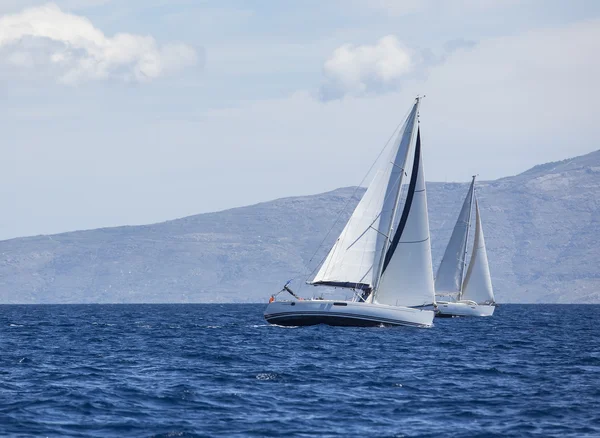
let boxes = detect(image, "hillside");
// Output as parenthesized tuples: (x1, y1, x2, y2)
(1, 150, 599, 304)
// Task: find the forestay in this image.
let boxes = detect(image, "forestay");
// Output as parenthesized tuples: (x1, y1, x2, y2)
(461, 200, 495, 304)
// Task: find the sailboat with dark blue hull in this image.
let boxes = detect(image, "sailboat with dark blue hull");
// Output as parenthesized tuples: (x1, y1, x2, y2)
(264, 98, 436, 328)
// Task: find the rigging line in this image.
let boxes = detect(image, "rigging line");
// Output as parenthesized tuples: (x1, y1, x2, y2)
(303, 105, 414, 283)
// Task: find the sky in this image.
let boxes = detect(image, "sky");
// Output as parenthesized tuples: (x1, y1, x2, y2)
(1, 0, 599, 240)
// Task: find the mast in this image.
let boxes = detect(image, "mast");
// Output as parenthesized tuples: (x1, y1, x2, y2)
(371, 97, 421, 295)
(458, 175, 476, 300)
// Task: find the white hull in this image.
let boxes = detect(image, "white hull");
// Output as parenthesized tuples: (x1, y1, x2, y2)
(264, 300, 434, 328)
(435, 301, 495, 317)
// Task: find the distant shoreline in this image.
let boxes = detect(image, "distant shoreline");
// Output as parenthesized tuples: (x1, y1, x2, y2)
(1, 302, 598, 306)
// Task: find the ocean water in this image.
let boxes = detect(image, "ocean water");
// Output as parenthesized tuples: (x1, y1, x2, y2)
(1, 304, 599, 437)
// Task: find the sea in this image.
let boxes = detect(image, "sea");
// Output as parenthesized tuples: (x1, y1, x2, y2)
(1, 304, 599, 437)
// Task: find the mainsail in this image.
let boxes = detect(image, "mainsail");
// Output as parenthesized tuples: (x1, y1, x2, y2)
(434, 176, 476, 295)
(311, 100, 420, 291)
(461, 200, 495, 304)
(373, 129, 436, 307)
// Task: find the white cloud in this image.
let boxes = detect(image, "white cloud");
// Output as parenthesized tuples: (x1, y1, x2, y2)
(0, 3, 198, 84)
(320, 35, 413, 100)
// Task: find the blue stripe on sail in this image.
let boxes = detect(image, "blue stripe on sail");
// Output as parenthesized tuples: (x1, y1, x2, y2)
(310, 281, 372, 291)
(381, 127, 422, 274)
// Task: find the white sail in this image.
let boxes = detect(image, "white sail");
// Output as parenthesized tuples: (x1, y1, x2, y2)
(374, 130, 436, 307)
(434, 177, 475, 295)
(310, 169, 388, 289)
(311, 101, 419, 290)
(461, 200, 495, 304)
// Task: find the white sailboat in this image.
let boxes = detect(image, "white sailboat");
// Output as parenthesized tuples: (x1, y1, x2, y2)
(434, 176, 496, 317)
(264, 98, 436, 328)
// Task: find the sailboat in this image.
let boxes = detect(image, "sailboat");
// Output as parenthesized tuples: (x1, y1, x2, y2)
(434, 176, 496, 317)
(264, 98, 436, 328)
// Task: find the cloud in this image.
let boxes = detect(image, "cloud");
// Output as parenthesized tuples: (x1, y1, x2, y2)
(320, 35, 413, 100)
(0, 3, 198, 84)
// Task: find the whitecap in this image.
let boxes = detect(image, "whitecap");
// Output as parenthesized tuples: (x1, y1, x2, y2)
(256, 373, 278, 381)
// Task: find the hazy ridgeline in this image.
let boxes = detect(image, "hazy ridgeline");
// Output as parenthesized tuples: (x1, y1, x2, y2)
(1, 150, 598, 304)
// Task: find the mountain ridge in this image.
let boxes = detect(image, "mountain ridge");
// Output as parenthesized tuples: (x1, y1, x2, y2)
(1, 150, 599, 304)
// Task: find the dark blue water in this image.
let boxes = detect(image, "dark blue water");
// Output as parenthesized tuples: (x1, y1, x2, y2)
(1, 304, 599, 437)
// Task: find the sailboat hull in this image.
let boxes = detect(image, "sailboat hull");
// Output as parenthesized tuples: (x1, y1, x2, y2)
(264, 300, 434, 328)
(435, 301, 495, 317)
